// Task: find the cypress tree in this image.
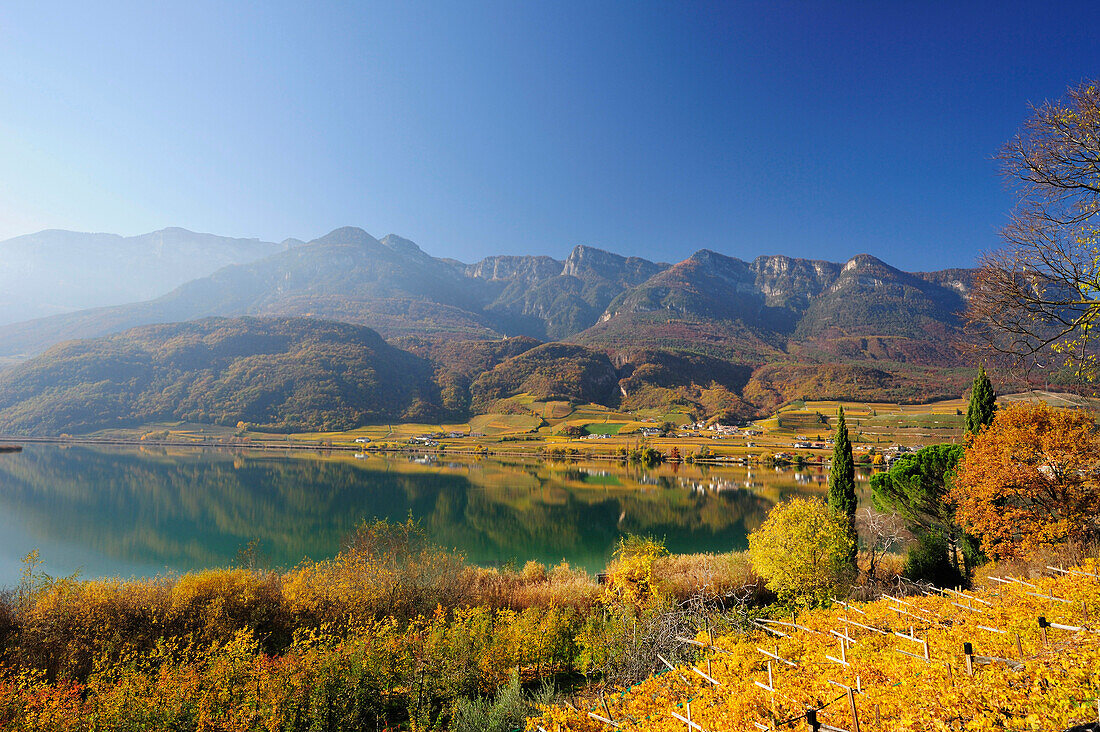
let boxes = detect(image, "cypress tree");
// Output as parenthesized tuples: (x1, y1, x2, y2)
(828, 406, 858, 566)
(965, 364, 997, 435)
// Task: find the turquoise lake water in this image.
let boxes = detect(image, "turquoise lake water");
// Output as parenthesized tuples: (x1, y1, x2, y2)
(0, 444, 868, 586)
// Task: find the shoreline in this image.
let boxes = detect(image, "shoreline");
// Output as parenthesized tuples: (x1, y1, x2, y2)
(0, 434, 763, 465)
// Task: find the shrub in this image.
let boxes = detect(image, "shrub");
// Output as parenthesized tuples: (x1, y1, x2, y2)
(284, 517, 471, 625)
(651, 552, 767, 604)
(465, 562, 600, 612)
(169, 569, 290, 650)
(903, 532, 964, 588)
(627, 446, 664, 466)
(449, 672, 555, 732)
(604, 535, 668, 608)
(521, 560, 547, 583)
(748, 498, 855, 606)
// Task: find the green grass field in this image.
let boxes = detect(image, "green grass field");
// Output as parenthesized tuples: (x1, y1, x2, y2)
(583, 422, 626, 435)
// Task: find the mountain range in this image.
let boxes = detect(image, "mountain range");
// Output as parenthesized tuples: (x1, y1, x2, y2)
(0, 226, 982, 434)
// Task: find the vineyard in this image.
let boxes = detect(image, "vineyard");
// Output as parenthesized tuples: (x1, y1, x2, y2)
(531, 564, 1100, 731)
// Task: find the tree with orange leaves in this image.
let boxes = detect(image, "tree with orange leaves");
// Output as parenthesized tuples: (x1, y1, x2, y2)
(951, 401, 1100, 559)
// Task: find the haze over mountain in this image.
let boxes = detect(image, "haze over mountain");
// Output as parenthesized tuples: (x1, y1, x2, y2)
(0, 228, 299, 325)
(0, 226, 983, 434)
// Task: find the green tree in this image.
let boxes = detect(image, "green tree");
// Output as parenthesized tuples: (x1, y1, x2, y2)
(748, 498, 854, 606)
(828, 406, 857, 566)
(965, 365, 996, 435)
(870, 444, 980, 582)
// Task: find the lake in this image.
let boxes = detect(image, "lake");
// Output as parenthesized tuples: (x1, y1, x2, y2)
(0, 444, 870, 587)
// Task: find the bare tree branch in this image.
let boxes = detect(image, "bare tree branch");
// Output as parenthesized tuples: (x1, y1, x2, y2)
(967, 80, 1100, 381)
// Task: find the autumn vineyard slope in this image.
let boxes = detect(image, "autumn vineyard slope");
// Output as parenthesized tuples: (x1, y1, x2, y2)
(531, 565, 1100, 731)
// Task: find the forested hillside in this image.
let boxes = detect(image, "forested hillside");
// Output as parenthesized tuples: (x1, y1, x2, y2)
(0, 318, 439, 434)
(469, 342, 620, 412)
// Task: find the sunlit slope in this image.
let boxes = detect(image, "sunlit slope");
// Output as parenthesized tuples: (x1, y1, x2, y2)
(533, 566, 1100, 731)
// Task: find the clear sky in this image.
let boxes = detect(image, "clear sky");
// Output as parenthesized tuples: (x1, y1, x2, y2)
(1, 1, 1097, 270)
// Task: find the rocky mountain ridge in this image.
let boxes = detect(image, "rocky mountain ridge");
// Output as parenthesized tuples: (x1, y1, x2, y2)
(0, 226, 974, 365)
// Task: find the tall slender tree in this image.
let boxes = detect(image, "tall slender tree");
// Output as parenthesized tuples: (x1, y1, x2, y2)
(965, 365, 997, 435)
(828, 406, 858, 566)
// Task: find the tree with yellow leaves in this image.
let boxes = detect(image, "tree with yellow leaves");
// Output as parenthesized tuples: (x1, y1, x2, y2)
(951, 401, 1100, 559)
(748, 498, 854, 606)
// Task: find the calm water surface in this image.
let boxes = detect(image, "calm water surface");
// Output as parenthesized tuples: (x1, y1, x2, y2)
(0, 444, 869, 586)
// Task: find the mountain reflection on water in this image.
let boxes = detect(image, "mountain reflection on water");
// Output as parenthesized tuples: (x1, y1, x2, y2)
(0, 445, 867, 586)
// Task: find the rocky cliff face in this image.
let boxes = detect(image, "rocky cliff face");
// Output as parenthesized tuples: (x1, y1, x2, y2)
(466, 255, 562, 283)
(750, 255, 842, 309)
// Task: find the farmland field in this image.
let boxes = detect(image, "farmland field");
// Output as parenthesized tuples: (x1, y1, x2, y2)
(71, 391, 1090, 464)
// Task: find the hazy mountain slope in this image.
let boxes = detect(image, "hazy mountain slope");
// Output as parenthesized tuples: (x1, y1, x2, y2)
(794, 255, 966, 340)
(573, 311, 782, 364)
(0, 317, 439, 435)
(0, 226, 988, 417)
(0, 233, 671, 358)
(0, 227, 501, 357)
(602, 250, 763, 322)
(789, 254, 967, 365)
(570, 249, 977, 409)
(577, 250, 970, 367)
(0, 226, 979, 373)
(0, 228, 293, 325)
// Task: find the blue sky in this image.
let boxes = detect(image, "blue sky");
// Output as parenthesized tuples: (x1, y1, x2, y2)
(1, 2, 1097, 270)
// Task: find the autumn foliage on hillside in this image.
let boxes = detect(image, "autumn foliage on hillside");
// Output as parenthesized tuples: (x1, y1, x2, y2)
(532, 565, 1100, 731)
(0, 317, 442, 434)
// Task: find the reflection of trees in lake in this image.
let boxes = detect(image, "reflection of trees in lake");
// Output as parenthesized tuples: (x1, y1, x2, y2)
(0, 446, 781, 577)
(0, 447, 393, 568)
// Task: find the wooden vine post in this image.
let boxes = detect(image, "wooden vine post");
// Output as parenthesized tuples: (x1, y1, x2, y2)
(846, 687, 861, 732)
